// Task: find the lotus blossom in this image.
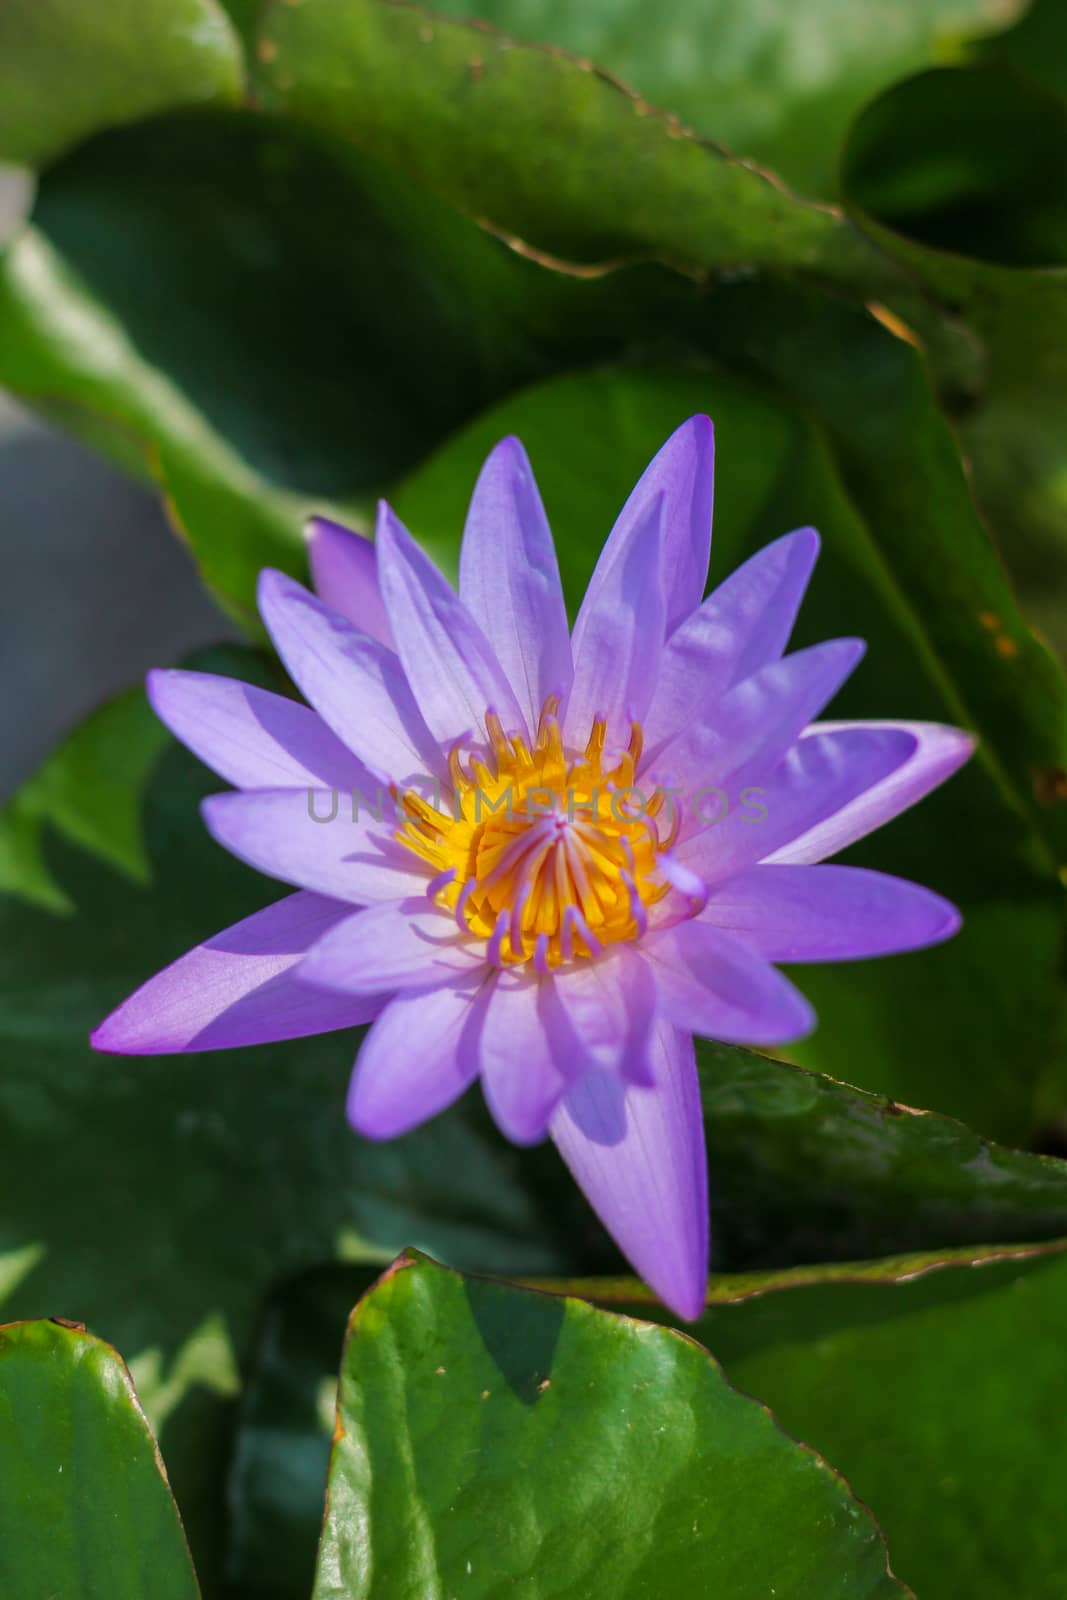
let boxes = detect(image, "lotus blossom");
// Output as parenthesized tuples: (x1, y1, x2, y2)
(93, 418, 973, 1318)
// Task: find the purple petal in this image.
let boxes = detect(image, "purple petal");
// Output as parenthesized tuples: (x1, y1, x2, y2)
(258, 568, 444, 785)
(565, 490, 667, 747)
(478, 970, 569, 1144)
(675, 725, 919, 884)
(91, 892, 383, 1054)
(147, 669, 372, 792)
(642, 919, 814, 1044)
(375, 501, 529, 745)
(550, 1019, 708, 1320)
(298, 898, 482, 993)
(597, 415, 714, 636)
(702, 863, 961, 960)
(545, 946, 658, 1085)
(346, 972, 489, 1139)
(767, 720, 976, 864)
(458, 437, 573, 729)
(650, 637, 866, 822)
(642, 528, 820, 758)
(307, 515, 395, 649)
(201, 788, 428, 904)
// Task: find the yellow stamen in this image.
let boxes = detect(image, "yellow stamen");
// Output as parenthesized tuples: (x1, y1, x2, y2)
(396, 700, 670, 968)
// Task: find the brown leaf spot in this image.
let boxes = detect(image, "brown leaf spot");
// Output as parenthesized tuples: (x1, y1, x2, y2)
(867, 302, 922, 348)
(257, 37, 278, 63)
(1033, 767, 1067, 806)
(994, 634, 1019, 658)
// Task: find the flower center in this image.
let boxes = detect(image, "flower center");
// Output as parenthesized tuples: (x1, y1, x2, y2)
(396, 698, 676, 970)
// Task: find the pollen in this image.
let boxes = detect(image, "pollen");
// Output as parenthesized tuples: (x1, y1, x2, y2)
(396, 698, 674, 968)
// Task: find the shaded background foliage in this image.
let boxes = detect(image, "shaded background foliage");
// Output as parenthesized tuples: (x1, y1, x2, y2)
(1, 0, 1066, 1596)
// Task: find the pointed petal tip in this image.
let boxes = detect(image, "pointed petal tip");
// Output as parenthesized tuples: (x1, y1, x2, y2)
(663, 1274, 710, 1324)
(88, 1016, 123, 1055)
(921, 891, 963, 946)
(256, 564, 303, 616)
(89, 1009, 166, 1057)
(144, 665, 170, 711)
(199, 791, 236, 851)
(490, 432, 529, 464)
(946, 726, 978, 765)
(676, 412, 714, 446)
(788, 523, 821, 560)
(305, 511, 361, 543)
(374, 497, 401, 537)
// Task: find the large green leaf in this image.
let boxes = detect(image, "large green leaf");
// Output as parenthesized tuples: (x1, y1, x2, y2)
(0, 110, 604, 627)
(0, 0, 244, 167)
(695, 1041, 1067, 1267)
(842, 65, 1067, 661)
(0, 1317, 200, 1598)
(552, 1241, 1067, 1599)
(227, 1241, 1067, 1600)
(392, 362, 1065, 1137)
(420, 0, 1016, 199)
(688, 1243, 1067, 1600)
(224, 1098, 1067, 1594)
(312, 1252, 908, 1599)
(252, 0, 917, 305)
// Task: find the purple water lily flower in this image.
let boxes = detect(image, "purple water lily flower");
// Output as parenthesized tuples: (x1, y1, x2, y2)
(93, 418, 973, 1319)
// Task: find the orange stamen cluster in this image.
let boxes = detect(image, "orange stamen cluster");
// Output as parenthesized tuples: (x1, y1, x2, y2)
(396, 698, 674, 969)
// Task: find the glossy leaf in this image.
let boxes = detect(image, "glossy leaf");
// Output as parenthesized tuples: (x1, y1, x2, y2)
(252, 0, 910, 301)
(392, 362, 1065, 1137)
(696, 1041, 1067, 1268)
(680, 1243, 1067, 1600)
(421, 0, 1017, 198)
(312, 1252, 907, 1599)
(532, 1243, 1067, 1598)
(0, 1318, 200, 1599)
(225, 1099, 1067, 1594)
(0, 0, 243, 167)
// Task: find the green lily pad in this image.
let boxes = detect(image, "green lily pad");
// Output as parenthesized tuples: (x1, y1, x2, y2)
(313, 1252, 908, 1599)
(420, 0, 1017, 199)
(227, 1242, 1067, 1600)
(251, 0, 906, 302)
(224, 1078, 1067, 1595)
(0, 1317, 200, 1599)
(667, 1243, 1067, 1600)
